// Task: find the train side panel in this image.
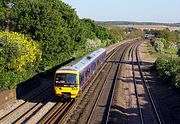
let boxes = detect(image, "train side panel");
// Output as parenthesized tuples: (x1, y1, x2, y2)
(79, 50, 106, 91)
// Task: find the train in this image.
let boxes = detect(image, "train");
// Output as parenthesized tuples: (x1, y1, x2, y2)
(54, 48, 106, 98)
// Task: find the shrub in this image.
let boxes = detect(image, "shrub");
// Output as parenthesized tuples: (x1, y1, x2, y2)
(155, 57, 180, 88)
(0, 31, 42, 89)
(175, 74, 180, 88)
(154, 40, 164, 53)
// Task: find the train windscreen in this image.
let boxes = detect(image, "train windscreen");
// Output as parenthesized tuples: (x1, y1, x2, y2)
(55, 73, 77, 87)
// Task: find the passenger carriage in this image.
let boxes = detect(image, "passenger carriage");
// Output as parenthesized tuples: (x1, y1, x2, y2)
(54, 48, 106, 98)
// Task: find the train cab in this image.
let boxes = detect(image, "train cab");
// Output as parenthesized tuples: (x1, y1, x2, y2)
(54, 70, 80, 98)
(54, 48, 106, 98)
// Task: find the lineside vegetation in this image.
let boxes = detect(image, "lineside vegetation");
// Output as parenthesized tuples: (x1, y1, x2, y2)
(147, 29, 180, 88)
(0, 0, 144, 90)
(0, 0, 140, 90)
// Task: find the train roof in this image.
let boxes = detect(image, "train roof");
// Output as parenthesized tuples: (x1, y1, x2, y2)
(56, 48, 106, 73)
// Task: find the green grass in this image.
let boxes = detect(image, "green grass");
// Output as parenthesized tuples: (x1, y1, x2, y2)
(164, 48, 178, 54)
(162, 48, 178, 58)
(146, 43, 159, 58)
(147, 43, 178, 58)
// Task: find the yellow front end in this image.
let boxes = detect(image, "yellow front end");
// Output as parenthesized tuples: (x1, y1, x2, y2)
(54, 71, 80, 98)
(54, 86, 79, 98)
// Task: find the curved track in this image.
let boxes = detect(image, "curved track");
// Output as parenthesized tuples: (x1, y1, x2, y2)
(129, 40, 163, 124)
(1, 39, 164, 124)
(82, 41, 137, 124)
(85, 39, 164, 124)
(134, 42, 163, 124)
(86, 43, 130, 124)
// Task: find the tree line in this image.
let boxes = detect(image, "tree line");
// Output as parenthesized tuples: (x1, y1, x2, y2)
(98, 21, 180, 27)
(0, 0, 128, 89)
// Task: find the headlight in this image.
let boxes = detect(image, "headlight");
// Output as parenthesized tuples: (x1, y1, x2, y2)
(72, 88, 78, 90)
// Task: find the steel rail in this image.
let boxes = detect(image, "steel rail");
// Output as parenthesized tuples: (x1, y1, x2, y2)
(131, 42, 145, 124)
(105, 40, 142, 123)
(13, 93, 54, 124)
(135, 42, 163, 124)
(104, 43, 132, 124)
(0, 85, 53, 123)
(86, 43, 129, 124)
(39, 99, 74, 124)
(58, 43, 124, 124)
(55, 41, 136, 124)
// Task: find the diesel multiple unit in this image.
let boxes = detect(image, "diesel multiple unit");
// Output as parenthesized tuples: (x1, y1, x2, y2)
(54, 48, 106, 98)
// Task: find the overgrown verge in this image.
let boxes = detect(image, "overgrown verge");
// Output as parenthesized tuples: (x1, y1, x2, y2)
(155, 57, 180, 88)
(147, 29, 180, 88)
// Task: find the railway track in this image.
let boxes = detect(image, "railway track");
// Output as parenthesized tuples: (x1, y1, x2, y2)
(0, 40, 126, 124)
(135, 42, 163, 124)
(131, 42, 144, 124)
(0, 84, 53, 124)
(12, 93, 55, 124)
(60, 41, 135, 124)
(130, 41, 163, 124)
(103, 40, 141, 123)
(39, 99, 74, 124)
(84, 39, 164, 124)
(103, 43, 131, 124)
(86, 43, 130, 124)
(83, 41, 146, 123)
(1, 38, 155, 124)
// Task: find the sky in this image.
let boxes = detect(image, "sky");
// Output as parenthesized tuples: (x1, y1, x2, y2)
(63, 0, 180, 23)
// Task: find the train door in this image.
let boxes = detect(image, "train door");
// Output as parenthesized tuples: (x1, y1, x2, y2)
(80, 72, 84, 90)
(91, 62, 96, 74)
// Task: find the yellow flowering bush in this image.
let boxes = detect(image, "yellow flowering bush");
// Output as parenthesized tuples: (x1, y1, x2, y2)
(0, 31, 42, 89)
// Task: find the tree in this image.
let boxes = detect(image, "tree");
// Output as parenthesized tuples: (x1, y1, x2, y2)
(128, 29, 145, 39)
(153, 29, 178, 43)
(0, 0, 81, 70)
(153, 38, 164, 53)
(167, 31, 177, 43)
(0, 0, 121, 71)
